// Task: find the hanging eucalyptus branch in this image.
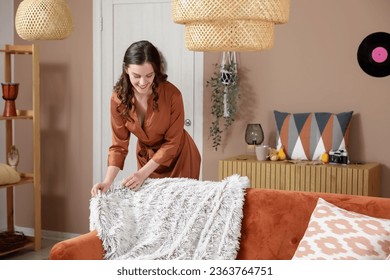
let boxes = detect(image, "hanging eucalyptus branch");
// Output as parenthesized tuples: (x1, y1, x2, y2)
(206, 53, 239, 151)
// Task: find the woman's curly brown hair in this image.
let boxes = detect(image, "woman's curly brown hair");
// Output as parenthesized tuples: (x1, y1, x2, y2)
(114, 40, 168, 121)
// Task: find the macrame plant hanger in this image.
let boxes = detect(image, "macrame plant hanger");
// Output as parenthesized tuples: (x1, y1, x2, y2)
(220, 51, 237, 117)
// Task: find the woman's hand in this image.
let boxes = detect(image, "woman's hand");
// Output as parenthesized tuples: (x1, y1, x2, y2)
(91, 181, 111, 197)
(121, 158, 160, 191)
(121, 171, 146, 191)
(91, 166, 120, 197)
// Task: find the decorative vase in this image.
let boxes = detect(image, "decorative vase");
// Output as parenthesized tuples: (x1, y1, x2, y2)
(7, 145, 20, 170)
(2, 82, 19, 117)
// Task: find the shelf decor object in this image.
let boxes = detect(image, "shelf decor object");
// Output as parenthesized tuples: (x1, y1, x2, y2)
(1, 82, 19, 117)
(172, 0, 290, 51)
(15, 0, 74, 40)
(0, 231, 28, 254)
(7, 145, 20, 170)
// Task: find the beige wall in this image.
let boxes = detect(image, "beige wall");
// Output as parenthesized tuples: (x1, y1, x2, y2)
(10, 0, 390, 235)
(13, 0, 93, 233)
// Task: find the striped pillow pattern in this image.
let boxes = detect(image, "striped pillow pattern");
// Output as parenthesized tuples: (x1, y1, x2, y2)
(274, 111, 353, 161)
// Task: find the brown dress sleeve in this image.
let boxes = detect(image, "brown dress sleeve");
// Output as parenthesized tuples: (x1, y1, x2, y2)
(107, 92, 130, 170)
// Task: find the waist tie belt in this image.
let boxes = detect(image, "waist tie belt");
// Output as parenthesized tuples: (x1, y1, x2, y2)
(138, 143, 162, 161)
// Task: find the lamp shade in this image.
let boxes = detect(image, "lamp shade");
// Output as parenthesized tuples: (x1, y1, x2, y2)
(172, 0, 290, 24)
(185, 20, 274, 51)
(172, 0, 290, 52)
(15, 0, 74, 40)
(245, 124, 264, 145)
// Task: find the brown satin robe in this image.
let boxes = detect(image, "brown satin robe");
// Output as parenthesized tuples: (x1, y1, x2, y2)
(107, 81, 201, 179)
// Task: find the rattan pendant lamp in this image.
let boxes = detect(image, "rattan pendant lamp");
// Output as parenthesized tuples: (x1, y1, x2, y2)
(172, 0, 290, 51)
(15, 0, 74, 40)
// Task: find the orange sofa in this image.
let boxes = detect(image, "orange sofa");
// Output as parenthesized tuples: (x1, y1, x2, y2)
(49, 188, 390, 260)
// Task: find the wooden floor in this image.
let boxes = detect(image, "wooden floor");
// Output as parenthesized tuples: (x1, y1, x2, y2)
(0, 239, 59, 260)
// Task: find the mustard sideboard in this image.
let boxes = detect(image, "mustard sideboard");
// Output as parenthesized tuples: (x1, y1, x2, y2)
(219, 155, 381, 196)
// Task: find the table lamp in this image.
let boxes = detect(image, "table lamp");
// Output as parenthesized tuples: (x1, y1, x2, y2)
(245, 123, 264, 145)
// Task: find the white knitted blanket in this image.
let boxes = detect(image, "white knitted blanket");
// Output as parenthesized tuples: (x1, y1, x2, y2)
(89, 175, 248, 260)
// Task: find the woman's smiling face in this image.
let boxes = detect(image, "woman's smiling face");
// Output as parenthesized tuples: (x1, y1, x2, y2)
(127, 63, 155, 95)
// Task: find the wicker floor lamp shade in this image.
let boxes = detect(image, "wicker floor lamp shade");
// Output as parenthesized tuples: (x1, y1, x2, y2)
(172, 0, 290, 51)
(15, 0, 74, 41)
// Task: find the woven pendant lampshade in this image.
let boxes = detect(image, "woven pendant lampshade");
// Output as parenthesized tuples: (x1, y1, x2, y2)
(15, 0, 74, 40)
(185, 20, 275, 52)
(172, 0, 290, 51)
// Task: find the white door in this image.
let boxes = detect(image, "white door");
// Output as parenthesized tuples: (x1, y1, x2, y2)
(93, 0, 203, 182)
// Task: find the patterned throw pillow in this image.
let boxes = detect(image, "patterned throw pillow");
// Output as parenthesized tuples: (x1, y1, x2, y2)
(292, 198, 390, 260)
(274, 111, 353, 161)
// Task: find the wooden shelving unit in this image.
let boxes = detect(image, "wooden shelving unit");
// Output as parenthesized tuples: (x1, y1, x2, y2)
(0, 44, 41, 256)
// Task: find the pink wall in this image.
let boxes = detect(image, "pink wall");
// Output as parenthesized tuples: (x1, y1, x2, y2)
(202, 0, 390, 200)
(10, 0, 390, 234)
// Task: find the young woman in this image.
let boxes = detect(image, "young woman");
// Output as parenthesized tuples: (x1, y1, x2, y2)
(91, 41, 200, 196)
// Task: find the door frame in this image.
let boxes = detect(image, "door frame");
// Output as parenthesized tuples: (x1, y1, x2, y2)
(92, 0, 203, 183)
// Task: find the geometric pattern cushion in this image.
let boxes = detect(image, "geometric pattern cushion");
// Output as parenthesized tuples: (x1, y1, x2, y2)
(292, 198, 390, 260)
(274, 111, 353, 161)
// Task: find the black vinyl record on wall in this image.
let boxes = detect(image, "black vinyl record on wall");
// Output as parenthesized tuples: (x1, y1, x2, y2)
(357, 32, 390, 77)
